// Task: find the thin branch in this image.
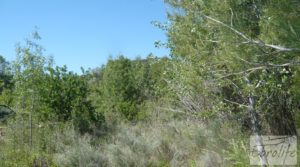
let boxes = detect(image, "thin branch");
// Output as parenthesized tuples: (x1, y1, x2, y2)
(224, 98, 248, 107)
(233, 55, 259, 65)
(255, 80, 262, 88)
(217, 61, 300, 79)
(204, 40, 221, 43)
(267, 62, 300, 67)
(225, 78, 244, 97)
(157, 107, 185, 113)
(203, 14, 300, 52)
(218, 66, 267, 79)
(230, 8, 234, 27)
(203, 15, 250, 41)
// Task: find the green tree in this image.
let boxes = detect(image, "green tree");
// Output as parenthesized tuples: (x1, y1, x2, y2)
(91, 55, 172, 120)
(41, 66, 103, 133)
(12, 32, 50, 114)
(164, 0, 300, 165)
(0, 55, 14, 106)
(132, 55, 172, 101)
(97, 56, 140, 120)
(10, 31, 103, 133)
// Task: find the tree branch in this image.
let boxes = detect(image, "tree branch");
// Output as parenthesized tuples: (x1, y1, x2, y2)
(224, 98, 247, 107)
(203, 14, 300, 52)
(218, 66, 267, 79)
(217, 61, 300, 79)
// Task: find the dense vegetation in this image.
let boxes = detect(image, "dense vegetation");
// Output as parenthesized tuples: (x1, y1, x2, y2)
(1, 0, 300, 166)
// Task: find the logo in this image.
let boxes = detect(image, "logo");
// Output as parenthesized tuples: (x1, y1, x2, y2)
(249, 136, 297, 165)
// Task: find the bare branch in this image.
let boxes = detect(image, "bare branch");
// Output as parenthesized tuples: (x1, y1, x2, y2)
(267, 62, 300, 67)
(218, 66, 267, 79)
(203, 15, 250, 41)
(217, 61, 300, 79)
(230, 8, 234, 27)
(224, 98, 247, 107)
(233, 55, 259, 65)
(203, 14, 300, 52)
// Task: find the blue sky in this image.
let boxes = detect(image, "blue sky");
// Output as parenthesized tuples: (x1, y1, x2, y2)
(0, 0, 169, 72)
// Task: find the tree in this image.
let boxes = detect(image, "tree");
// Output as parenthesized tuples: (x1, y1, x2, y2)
(90, 55, 172, 120)
(0, 55, 14, 106)
(11, 32, 50, 114)
(96, 56, 140, 120)
(131, 54, 171, 101)
(164, 0, 300, 165)
(41, 66, 103, 133)
(10, 31, 103, 133)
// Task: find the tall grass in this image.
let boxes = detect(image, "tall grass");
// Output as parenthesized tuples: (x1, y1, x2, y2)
(1, 105, 252, 167)
(52, 105, 250, 167)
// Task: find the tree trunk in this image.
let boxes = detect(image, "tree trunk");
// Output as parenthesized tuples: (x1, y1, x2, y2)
(245, 77, 268, 166)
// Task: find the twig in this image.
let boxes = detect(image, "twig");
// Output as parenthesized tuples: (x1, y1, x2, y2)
(203, 14, 300, 52)
(224, 98, 248, 107)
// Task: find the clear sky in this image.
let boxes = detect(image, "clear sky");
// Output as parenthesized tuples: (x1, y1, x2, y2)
(0, 0, 169, 73)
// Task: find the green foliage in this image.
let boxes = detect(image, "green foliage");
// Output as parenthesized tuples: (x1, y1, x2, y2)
(0, 56, 14, 106)
(165, 0, 300, 134)
(223, 139, 249, 166)
(95, 55, 141, 120)
(2, 1, 300, 165)
(0, 105, 15, 121)
(0, 114, 60, 167)
(43, 66, 103, 133)
(0, 55, 13, 91)
(2, 32, 104, 133)
(12, 32, 52, 116)
(91, 55, 171, 121)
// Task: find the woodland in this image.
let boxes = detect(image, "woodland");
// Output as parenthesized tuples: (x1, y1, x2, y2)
(1, 0, 300, 166)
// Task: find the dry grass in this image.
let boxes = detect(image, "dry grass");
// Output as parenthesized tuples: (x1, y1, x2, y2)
(0, 102, 251, 167)
(51, 105, 249, 167)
